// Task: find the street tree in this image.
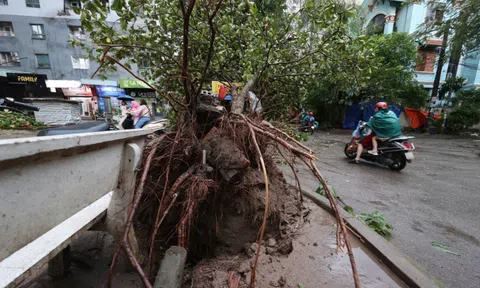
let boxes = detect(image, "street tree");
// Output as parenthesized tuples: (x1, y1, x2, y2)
(75, 0, 364, 287)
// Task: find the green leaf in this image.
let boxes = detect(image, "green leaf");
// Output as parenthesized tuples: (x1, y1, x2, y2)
(431, 242, 460, 256)
(343, 206, 355, 215)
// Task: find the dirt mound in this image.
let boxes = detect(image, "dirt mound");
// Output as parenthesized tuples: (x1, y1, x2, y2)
(132, 112, 304, 280)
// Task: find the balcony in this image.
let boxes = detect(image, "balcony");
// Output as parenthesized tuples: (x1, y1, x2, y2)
(415, 71, 435, 88)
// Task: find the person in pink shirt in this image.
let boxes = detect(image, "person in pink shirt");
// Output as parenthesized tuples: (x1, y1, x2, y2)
(131, 100, 151, 128)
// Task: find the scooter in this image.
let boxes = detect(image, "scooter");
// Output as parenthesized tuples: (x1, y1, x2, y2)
(344, 122, 415, 171)
(37, 117, 169, 137)
(0, 97, 39, 114)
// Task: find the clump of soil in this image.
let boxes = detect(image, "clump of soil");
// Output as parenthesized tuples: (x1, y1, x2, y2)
(132, 101, 304, 283)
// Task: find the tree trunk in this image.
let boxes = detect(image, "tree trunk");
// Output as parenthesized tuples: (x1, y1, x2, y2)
(232, 78, 256, 114)
(431, 29, 449, 107)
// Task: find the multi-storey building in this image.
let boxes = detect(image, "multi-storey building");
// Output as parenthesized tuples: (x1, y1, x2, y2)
(0, 0, 155, 116)
(360, 0, 480, 95)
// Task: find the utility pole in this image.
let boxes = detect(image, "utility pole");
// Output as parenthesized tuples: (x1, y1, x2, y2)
(441, 36, 462, 132)
(430, 29, 449, 110)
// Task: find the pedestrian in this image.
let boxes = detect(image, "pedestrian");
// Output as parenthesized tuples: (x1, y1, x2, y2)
(132, 100, 152, 129)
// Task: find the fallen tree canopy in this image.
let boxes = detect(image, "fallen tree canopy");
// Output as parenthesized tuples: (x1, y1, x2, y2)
(77, 0, 362, 287)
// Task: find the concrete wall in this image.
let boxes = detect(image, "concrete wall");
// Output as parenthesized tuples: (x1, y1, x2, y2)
(29, 99, 82, 125)
(0, 129, 150, 262)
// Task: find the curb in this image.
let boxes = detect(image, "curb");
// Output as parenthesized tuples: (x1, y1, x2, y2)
(301, 188, 441, 288)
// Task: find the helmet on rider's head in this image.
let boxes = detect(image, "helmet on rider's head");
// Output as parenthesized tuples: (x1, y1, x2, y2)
(375, 102, 388, 110)
(309, 112, 313, 116)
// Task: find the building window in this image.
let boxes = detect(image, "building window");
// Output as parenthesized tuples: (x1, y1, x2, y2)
(26, 0, 40, 8)
(426, 3, 445, 24)
(138, 58, 151, 68)
(0, 52, 20, 67)
(0, 22, 14, 37)
(65, 0, 81, 9)
(71, 56, 90, 69)
(415, 49, 436, 72)
(366, 14, 386, 36)
(36, 54, 50, 68)
(68, 26, 86, 39)
(0, 0, 8, 5)
(30, 24, 45, 39)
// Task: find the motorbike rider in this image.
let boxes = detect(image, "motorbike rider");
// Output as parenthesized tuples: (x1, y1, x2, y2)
(367, 102, 402, 155)
(302, 112, 315, 126)
(350, 102, 401, 163)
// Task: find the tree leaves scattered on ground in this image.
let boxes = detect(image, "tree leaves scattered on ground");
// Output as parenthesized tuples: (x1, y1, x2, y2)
(431, 241, 460, 256)
(0, 111, 44, 129)
(357, 211, 393, 238)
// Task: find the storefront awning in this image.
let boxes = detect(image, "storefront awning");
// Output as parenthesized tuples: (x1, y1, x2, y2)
(0, 69, 32, 77)
(119, 78, 153, 89)
(46, 80, 82, 88)
(80, 79, 117, 86)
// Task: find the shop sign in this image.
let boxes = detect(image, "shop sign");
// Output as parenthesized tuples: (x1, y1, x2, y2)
(62, 85, 93, 97)
(7, 73, 47, 87)
(81, 79, 117, 86)
(119, 78, 152, 89)
(96, 86, 126, 97)
(130, 90, 156, 98)
(46, 80, 81, 88)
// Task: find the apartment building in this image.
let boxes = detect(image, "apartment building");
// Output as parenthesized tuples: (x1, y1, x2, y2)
(360, 0, 480, 93)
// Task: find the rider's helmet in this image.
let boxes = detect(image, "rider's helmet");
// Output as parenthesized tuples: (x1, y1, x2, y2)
(309, 112, 313, 116)
(375, 102, 388, 110)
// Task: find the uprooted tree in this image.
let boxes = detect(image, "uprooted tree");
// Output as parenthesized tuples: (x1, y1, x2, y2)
(77, 0, 363, 287)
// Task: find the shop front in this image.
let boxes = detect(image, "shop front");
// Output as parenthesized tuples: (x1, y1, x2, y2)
(119, 78, 161, 116)
(95, 85, 126, 114)
(60, 84, 95, 119)
(0, 71, 50, 101)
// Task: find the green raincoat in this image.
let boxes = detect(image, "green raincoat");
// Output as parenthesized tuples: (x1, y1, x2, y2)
(366, 110, 401, 138)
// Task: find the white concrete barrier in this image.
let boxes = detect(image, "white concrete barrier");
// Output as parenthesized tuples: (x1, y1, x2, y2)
(0, 129, 152, 287)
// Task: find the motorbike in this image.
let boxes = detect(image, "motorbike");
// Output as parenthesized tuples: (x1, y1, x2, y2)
(298, 112, 319, 135)
(37, 117, 168, 136)
(0, 97, 39, 114)
(344, 122, 415, 171)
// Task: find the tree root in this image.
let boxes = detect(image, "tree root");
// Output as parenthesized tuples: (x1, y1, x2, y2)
(106, 116, 360, 288)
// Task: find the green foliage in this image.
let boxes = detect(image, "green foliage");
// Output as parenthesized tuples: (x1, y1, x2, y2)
(275, 122, 309, 142)
(431, 241, 460, 256)
(315, 184, 337, 198)
(357, 211, 393, 238)
(439, 77, 466, 97)
(78, 0, 375, 119)
(0, 111, 44, 129)
(360, 33, 427, 108)
(343, 205, 354, 215)
(446, 89, 480, 132)
(446, 105, 480, 132)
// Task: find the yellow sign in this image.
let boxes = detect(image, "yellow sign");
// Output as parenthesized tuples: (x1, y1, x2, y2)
(211, 81, 242, 94)
(17, 75, 38, 83)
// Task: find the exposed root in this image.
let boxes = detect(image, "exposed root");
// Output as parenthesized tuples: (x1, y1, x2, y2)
(106, 113, 360, 288)
(241, 115, 270, 288)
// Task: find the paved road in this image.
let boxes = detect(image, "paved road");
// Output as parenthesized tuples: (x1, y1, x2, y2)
(282, 130, 480, 288)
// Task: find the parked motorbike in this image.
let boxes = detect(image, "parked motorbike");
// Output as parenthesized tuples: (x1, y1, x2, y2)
(344, 122, 415, 171)
(0, 97, 39, 114)
(37, 118, 168, 136)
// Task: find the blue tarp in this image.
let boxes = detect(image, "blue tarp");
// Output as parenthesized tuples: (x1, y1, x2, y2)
(342, 100, 403, 129)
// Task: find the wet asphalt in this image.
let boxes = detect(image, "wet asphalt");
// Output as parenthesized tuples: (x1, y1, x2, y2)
(286, 130, 480, 288)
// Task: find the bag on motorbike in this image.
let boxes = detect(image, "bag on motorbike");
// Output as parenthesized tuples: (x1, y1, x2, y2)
(122, 115, 134, 130)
